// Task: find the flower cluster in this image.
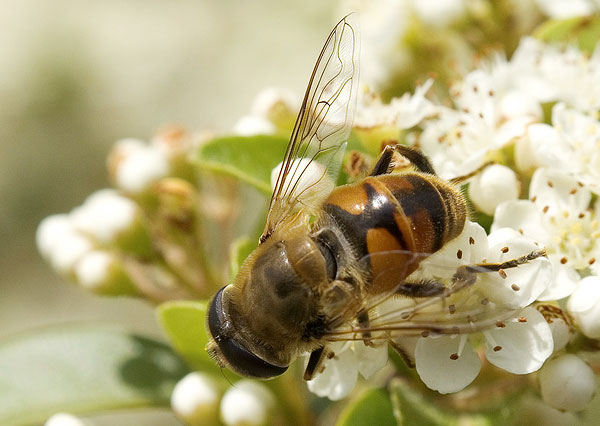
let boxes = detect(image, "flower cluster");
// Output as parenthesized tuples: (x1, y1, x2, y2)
(295, 34, 600, 413)
(36, 128, 220, 302)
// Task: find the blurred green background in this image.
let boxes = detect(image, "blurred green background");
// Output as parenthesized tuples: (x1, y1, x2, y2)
(0, 1, 335, 423)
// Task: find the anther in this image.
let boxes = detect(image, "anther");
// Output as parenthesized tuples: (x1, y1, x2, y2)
(501, 246, 509, 253)
(449, 304, 456, 314)
(518, 317, 528, 323)
(498, 269, 507, 279)
(469, 237, 475, 245)
(511, 283, 520, 291)
(493, 345, 502, 352)
(457, 249, 463, 259)
(560, 257, 568, 264)
(450, 353, 459, 360)
(421, 331, 430, 338)
(496, 320, 506, 328)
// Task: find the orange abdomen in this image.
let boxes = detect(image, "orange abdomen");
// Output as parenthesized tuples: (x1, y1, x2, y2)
(322, 173, 466, 294)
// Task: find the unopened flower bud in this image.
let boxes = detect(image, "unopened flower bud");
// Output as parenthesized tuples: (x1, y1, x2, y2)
(44, 413, 89, 426)
(71, 189, 138, 245)
(548, 318, 570, 353)
(108, 138, 170, 194)
(468, 164, 520, 216)
(567, 276, 600, 338)
(171, 372, 222, 426)
(232, 115, 276, 136)
(48, 229, 94, 275)
(517, 397, 579, 426)
(36, 214, 74, 260)
(539, 354, 596, 411)
(220, 380, 275, 426)
(74, 250, 136, 296)
(151, 126, 191, 159)
(251, 87, 298, 130)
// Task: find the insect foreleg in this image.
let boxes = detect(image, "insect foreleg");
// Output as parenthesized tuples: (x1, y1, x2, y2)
(449, 249, 547, 294)
(370, 144, 437, 176)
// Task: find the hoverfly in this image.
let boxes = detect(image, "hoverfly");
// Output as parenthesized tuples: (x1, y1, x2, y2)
(206, 14, 546, 380)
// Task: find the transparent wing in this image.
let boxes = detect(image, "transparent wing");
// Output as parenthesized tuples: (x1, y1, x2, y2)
(261, 14, 360, 242)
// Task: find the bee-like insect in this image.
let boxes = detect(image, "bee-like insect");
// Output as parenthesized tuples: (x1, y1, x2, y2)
(206, 15, 545, 380)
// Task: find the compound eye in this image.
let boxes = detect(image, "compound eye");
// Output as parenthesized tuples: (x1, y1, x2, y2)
(207, 286, 289, 379)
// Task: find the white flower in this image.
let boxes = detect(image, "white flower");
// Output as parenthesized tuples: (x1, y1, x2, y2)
(232, 115, 276, 136)
(539, 354, 597, 411)
(110, 138, 170, 193)
(492, 168, 600, 300)
(410, 0, 466, 27)
(70, 189, 138, 245)
(510, 38, 600, 112)
(535, 0, 598, 18)
(407, 222, 553, 393)
(44, 413, 88, 426)
(171, 372, 221, 426)
(468, 164, 520, 216)
(419, 67, 540, 179)
(567, 275, 600, 338)
(415, 307, 553, 394)
(337, 0, 410, 89)
(220, 380, 274, 426)
(525, 104, 600, 194)
(306, 341, 388, 400)
(354, 79, 436, 129)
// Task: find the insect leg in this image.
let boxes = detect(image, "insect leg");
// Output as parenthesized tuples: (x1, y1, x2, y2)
(389, 340, 416, 368)
(394, 279, 447, 298)
(449, 249, 547, 294)
(370, 144, 437, 176)
(448, 161, 494, 185)
(357, 309, 373, 346)
(303, 346, 331, 381)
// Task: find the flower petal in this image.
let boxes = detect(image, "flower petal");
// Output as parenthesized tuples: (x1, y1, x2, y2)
(485, 307, 553, 374)
(306, 344, 358, 401)
(491, 200, 549, 245)
(415, 336, 481, 394)
(353, 342, 388, 379)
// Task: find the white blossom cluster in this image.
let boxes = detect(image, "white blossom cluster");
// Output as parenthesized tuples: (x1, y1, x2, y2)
(256, 35, 600, 411)
(35, 130, 204, 300)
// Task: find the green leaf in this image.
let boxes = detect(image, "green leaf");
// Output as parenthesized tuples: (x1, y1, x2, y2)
(0, 325, 188, 426)
(534, 16, 600, 53)
(157, 300, 218, 373)
(228, 236, 257, 281)
(195, 135, 289, 193)
(336, 387, 396, 426)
